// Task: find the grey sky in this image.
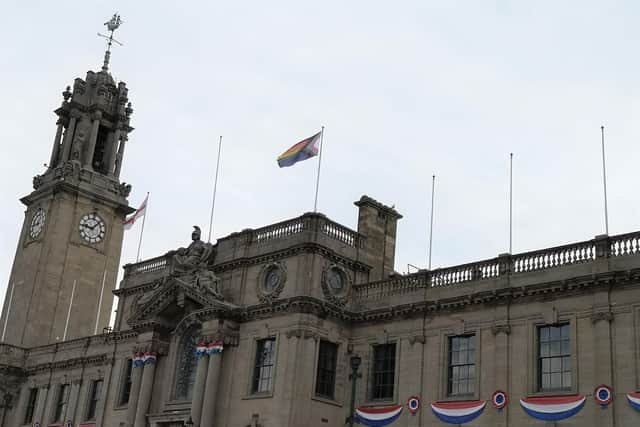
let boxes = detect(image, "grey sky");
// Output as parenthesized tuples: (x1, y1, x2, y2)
(2, 1, 639, 304)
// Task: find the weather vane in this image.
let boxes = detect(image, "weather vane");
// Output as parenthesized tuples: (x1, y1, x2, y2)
(98, 13, 124, 72)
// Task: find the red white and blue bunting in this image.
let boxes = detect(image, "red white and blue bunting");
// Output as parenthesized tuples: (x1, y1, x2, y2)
(627, 392, 640, 412)
(594, 385, 613, 407)
(519, 395, 586, 421)
(406, 396, 420, 415)
(492, 390, 508, 410)
(355, 404, 403, 426)
(207, 340, 224, 354)
(132, 352, 145, 368)
(143, 351, 157, 364)
(195, 342, 208, 358)
(430, 400, 486, 424)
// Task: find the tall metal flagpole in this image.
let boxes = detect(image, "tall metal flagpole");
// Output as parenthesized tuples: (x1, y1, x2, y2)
(1, 282, 17, 342)
(428, 175, 436, 270)
(509, 153, 513, 253)
(63, 279, 77, 341)
(601, 126, 609, 235)
(94, 271, 107, 335)
(136, 192, 149, 262)
(313, 126, 325, 213)
(208, 136, 223, 243)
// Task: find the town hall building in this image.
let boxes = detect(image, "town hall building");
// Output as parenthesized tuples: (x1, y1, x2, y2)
(1, 16, 640, 427)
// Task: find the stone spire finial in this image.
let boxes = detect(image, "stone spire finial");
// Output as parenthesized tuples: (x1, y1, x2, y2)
(97, 13, 124, 72)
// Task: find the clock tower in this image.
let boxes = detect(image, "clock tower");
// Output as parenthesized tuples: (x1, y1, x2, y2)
(0, 15, 135, 347)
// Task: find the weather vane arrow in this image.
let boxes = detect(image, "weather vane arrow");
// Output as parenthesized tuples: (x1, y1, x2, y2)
(97, 13, 124, 72)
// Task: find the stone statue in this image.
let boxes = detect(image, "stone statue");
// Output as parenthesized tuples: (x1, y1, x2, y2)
(172, 226, 215, 273)
(195, 266, 222, 299)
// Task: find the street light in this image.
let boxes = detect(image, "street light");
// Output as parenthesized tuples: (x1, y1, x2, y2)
(348, 355, 362, 427)
(185, 416, 194, 427)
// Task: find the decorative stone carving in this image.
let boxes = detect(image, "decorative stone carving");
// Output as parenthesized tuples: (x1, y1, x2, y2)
(116, 182, 132, 197)
(408, 334, 426, 345)
(71, 119, 91, 160)
(321, 263, 351, 307)
(194, 267, 222, 300)
(170, 226, 215, 273)
(491, 323, 512, 335)
(591, 310, 613, 324)
(256, 262, 286, 304)
(32, 174, 43, 190)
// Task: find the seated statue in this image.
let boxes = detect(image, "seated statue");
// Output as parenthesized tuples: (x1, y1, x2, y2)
(195, 266, 222, 300)
(171, 226, 215, 273)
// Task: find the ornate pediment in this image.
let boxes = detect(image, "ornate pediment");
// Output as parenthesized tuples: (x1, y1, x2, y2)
(127, 271, 226, 327)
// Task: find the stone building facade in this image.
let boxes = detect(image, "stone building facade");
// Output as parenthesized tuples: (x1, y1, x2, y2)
(2, 25, 640, 427)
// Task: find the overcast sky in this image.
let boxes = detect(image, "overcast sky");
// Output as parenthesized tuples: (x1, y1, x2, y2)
(2, 1, 640, 306)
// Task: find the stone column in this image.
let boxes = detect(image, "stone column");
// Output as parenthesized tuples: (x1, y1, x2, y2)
(84, 112, 102, 170)
(11, 386, 29, 426)
(191, 353, 210, 426)
(59, 113, 79, 163)
(114, 137, 127, 178)
(491, 323, 510, 427)
(134, 357, 157, 427)
(200, 352, 223, 427)
(33, 384, 49, 427)
(125, 361, 144, 427)
(48, 120, 65, 169)
(106, 129, 122, 176)
(66, 380, 82, 423)
(592, 311, 614, 426)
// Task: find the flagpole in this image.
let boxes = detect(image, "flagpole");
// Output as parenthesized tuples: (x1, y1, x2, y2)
(601, 125, 609, 235)
(136, 192, 149, 262)
(1, 281, 16, 342)
(62, 279, 77, 341)
(313, 126, 325, 213)
(94, 270, 107, 335)
(428, 174, 435, 270)
(509, 152, 513, 253)
(208, 136, 223, 243)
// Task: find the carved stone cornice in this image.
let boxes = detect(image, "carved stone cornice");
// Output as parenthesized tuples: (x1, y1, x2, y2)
(285, 328, 319, 341)
(591, 311, 613, 324)
(25, 354, 109, 375)
(408, 335, 426, 345)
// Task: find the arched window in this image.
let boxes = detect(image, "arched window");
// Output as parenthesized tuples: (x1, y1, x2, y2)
(175, 329, 198, 400)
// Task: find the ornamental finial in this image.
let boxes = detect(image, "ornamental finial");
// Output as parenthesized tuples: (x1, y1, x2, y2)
(97, 13, 124, 72)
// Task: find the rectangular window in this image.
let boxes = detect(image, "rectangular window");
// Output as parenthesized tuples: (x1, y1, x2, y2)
(538, 324, 571, 391)
(252, 338, 276, 394)
(119, 359, 133, 405)
(448, 335, 476, 396)
(86, 379, 103, 420)
(23, 388, 38, 424)
(53, 383, 70, 423)
(315, 341, 338, 399)
(371, 343, 396, 400)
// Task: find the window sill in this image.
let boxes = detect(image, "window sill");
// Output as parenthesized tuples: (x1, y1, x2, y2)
(243, 391, 274, 400)
(439, 393, 479, 402)
(311, 395, 342, 407)
(528, 389, 576, 398)
(361, 399, 397, 407)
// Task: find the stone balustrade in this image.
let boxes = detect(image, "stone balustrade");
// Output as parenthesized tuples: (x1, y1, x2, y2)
(353, 231, 640, 303)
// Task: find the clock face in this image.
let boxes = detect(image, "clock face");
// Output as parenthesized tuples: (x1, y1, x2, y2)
(29, 208, 46, 238)
(79, 213, 106, 244)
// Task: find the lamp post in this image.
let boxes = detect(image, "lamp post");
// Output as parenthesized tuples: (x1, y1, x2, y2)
(348, 355, 362, 427)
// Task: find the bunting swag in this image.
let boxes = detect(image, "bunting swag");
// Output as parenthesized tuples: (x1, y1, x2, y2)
(431, 400, 486, 424)
(627, 392, 640, 411)
(355, 404, 403, 426)
(520, 395, 586, 421)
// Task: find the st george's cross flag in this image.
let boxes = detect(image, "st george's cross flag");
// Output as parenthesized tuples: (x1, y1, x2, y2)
(124, 194, 148, 230)
(277, 131, 322, 167)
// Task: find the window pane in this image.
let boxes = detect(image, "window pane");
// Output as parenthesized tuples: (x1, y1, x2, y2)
(252, 338, 276, 393)
(448, 335, 475, 396)
(315, 341, 338, 399)
(540, 327, 549, 342)
(550, 341, 561, 356)
(551, 357, 561, 373)
(562, 372, 572, 388)
(561, 340, 570, 355)
(371, 343, 396, 400)
(542, 358, 550, 373)
(540, 342, 549, 358)
(550, 326, 561, 340)
(551, 373, 561, 389)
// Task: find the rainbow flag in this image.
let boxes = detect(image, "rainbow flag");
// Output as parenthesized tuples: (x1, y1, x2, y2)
(277, 131, 322, 168)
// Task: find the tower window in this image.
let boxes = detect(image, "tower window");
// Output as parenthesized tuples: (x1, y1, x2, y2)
(92, 125, 110, 174)
(23, 388, 38, 424)
(252, 338, 277, 393)
(371, 343, 396, 400)
(315, 340, 338, 399)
